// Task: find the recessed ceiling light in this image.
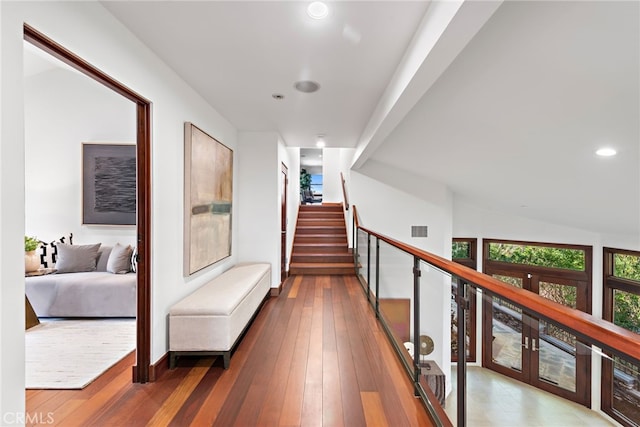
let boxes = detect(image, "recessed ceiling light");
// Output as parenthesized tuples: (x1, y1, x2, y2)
(294, 80, 320, 93)
(596, 147, 617, 157)
(307, 1, 328, 19)
(271, 93, 284, 100)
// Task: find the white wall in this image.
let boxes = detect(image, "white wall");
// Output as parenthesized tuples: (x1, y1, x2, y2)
(284, 146, 300, 273)
(2, 2, 241, 417)
(322, 147, 355, 205)
(236, 132, 279, 286)
(24, 67, 137, 247)
(351, 159, 453, 392)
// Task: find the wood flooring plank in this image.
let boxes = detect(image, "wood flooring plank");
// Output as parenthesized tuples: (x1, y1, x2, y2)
(168, 360, 223, 426)
(322, 287, 344, 427)
(56, 366, 132, 427)
(346, 276, 433, 427)
(361, 391, 389, 427)
(46, 399, 84, 427)
(301, 277, 324, 427)
(278, 285, 314, 426)
(145, 358, 214, 426)
(93, 366, 195, 426)
(190, 297, 277, 425)
(288, 275, 303, 298)
(332, 277, 368, 427)
(252, 280, 309, 425)
(214, 284, 307, 426)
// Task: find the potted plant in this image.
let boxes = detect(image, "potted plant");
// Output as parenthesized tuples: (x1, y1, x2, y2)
(24, 235, 41, 273)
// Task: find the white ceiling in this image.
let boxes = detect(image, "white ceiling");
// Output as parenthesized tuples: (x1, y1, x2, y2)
(96, 1, 638, 237)
(101, 0, 429, 148)
(370, 1, 639, 236)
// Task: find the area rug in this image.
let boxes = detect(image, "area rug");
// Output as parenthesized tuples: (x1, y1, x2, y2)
(25, 318, 136, 389)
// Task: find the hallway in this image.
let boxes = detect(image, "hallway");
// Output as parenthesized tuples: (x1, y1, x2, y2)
(26, 274, 619, 426)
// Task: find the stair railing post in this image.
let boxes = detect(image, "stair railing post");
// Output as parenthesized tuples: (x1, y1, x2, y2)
(455, 276, 468, 427)
(413, 257, 421, 396)
(367, 233, 371, 300)
(375, 237, 380, 317)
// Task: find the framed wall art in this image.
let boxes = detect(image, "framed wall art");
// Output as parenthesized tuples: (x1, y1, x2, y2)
(82, 143, 136, 226)
(184, 122, 233, 275)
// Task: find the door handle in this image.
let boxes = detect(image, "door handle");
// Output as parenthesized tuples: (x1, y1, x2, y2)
(532, 338, 538, 352)
(522, 337, 529, 349)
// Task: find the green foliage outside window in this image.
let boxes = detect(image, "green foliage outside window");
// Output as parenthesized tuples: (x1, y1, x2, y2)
(452, 242, 470, 259)
(612, 254, 640, 333)
(614, 290, 640, 333)
(488, 242, 585, 271)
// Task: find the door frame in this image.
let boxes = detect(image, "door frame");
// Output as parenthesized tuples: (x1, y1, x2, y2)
(24, 24, 153, 383)
(482, 239, 593, 406)
(280, 163, 288, 283)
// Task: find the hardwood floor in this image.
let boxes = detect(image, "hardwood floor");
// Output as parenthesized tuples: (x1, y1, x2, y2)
(26, 275, 433, 426)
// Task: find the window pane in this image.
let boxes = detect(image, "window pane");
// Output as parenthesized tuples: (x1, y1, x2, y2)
(452, 241, 470, 259)
(488, 242, 585, 271)
(613, 356, 640, 425)
(614, 253, 640, 282)
(614, 289, 640, 333)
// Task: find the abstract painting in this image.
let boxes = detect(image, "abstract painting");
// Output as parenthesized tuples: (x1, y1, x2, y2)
(82, 144, 136, 225)
(184, 122, 233, 275)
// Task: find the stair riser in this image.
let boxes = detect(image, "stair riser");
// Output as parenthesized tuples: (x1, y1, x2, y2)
(298, 212, 343, 217)
(295, 236, 347, 244)
(300, 203, 342, 212)
(289, 266, 354, 275)
(297, 220, 345, 227)
(291, 254, 353, 263)
(296, 227, 345, 235)
(293, 245, 348, 253)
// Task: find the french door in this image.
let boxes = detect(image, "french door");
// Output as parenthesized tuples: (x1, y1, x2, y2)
(483, 267, 592, 406)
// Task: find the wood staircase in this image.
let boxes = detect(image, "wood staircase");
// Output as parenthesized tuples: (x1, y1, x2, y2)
(289, 203, 354, 275)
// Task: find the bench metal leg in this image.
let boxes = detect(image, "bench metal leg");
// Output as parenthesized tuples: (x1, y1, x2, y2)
(223, 352, 231, 369)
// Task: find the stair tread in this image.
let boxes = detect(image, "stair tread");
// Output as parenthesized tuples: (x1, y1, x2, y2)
(289, 262, 354, 267)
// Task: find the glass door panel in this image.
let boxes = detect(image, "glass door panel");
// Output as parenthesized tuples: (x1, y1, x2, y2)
(531, 278, 586, 402)
(536, 320, 577, 392)
(491, 296, 523, 373)
(484, 273, 528, 381)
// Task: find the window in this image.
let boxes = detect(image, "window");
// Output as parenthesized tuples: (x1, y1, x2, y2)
(451, 238, 477, 362)
(603, 248, 640, 426)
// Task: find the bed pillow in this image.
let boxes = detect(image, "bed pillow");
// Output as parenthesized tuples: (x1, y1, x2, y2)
(55, 243, 101, 273)
(107, 243, 133, 274)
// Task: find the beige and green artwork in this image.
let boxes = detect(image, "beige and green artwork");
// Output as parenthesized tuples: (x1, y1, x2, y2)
(184, 122, 233, 275)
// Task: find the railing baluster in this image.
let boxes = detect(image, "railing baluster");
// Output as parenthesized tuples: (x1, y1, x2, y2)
(367, 233, 371, 299)
(375, 237, 380, 317)
(413, 257, 421, 396)
(456, 277, 467, 427)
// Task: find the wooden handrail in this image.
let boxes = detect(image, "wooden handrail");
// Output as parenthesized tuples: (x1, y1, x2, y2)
(340, 172, 349, 211)
(352, 205, 360, 229)
(355, 220, 640, 362)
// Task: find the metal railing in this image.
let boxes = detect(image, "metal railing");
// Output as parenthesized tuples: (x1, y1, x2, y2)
(351, 205, 640, 426)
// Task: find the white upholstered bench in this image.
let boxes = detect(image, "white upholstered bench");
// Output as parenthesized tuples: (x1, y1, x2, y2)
(169, 263, 271, 369)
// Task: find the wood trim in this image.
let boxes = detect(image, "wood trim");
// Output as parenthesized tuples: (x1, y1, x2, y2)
(270, 283, 284, 297)
(24, 24, 153, 383)
(149, 352, 170, 382)
(356, 223, 640, 362)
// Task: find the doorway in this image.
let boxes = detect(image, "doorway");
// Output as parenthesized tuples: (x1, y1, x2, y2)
(300, 148, 322, 204)
(24, 25, 152, 383)
(280, 163, 288, 283)
(482, 239, 592, 406)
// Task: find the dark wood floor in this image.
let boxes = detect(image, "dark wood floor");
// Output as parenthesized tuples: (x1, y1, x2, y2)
(26, 275, 433, 426)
